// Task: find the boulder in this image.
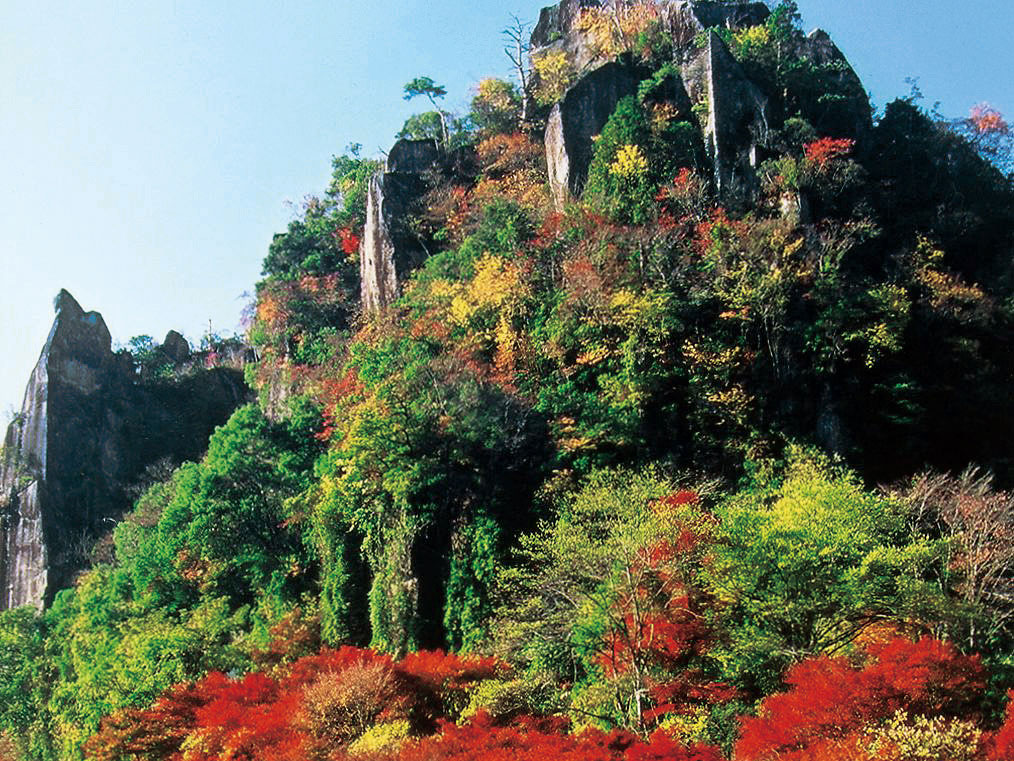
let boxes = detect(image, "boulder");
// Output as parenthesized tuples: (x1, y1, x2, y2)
(160, 329, 191, 363)
(385, 138, 440, 174)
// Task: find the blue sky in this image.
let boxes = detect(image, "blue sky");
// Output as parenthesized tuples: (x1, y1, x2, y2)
(2, 0, 1012, 416)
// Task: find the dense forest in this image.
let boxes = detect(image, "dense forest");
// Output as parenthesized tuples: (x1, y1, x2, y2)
(4, 1, 1014, 759)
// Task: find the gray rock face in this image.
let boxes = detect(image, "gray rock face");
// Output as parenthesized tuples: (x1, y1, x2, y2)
(673, 0, 770, 33)
(386, 139, 441, 174)
(360, 140, 440, 312)
(799, 28, 873, 140)
(534, 1, 868, 207)
(161, 330, 191, 363)
(545, 60, 649, 207)
(682, 30, 772, 201)
(532, 0, 610, 76)
(0, 291, 249, 609)
(531, 0, 771, 74)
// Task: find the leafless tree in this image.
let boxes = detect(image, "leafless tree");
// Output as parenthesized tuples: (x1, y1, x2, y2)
(503, 15, 532, 124)
(898, 468, 1014, 650)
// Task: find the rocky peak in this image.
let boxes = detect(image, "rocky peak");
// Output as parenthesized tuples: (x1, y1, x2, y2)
(0, 292, 250, 610)
(531, 0, 771, 75)
(360, 139, 443, 312)
(534, 0, 869, 206)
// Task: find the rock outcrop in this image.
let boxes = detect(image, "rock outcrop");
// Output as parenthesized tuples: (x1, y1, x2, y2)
(360, 139, 440, 312)
(682, 29, 772, 200)
(533, 0, 870, 206)
(0, 291, 249, 610)
(545, 59, 652, 208)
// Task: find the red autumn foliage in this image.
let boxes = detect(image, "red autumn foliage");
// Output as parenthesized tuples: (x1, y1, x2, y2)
(386, 711, 722, 761)
(655, 168, 712, 223)
(399, 650, 508, 693)
(83, 681, 206, 761)
(83, 647, 510, 761)
(316, 370, 366, 441)
(969, 103, 1009, 135)
(695, 208, 744, 256)
(595, 504, 736, 727)
(338, 226, 361, 256)
(185, 671, 306, 761)
(735, 637, 987, 761)
(476, 132, 545, 176)
(987, 690, 1014, 760)
(803, 137, 855, 166)
(659, 490, 701, 507)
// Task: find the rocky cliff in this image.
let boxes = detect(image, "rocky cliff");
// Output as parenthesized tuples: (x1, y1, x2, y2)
(0, 291, 250, 609)
(360, 140, 442, 311)
(365, 1, 871, 304)
(536, 0, 870, 207)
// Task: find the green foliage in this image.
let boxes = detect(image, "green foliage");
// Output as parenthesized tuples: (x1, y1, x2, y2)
(0, 608, 54, 761)
(469, 78, 522, 137)
(489, 469, 725, 730)
(584, 96, 654, 223)
(311, 332, 549, 654)
(3, 401, 326, 759)
(398, 111, 445, 142)
(584, 95, 703, 223)
(260, 147, 379, 280)
(122, 335, 175, 380)
(706, 448, 950, 696)
(403, 76, 452, 147)
(11, 10, 1014, 760)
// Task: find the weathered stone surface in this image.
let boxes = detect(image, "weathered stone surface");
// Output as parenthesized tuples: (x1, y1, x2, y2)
(0, 291, 249, 609)
(386, 139, 440, 175)
(534, 1, 780, 207)
(361, 173, 401, 313)
(545, 59, 649, 207)
(360, 140, 440, 312)
(673, 0, 769, 34)
(681, 30, 772, 202)
(531, 0, 604, 72)
(531, 0, 771, 74)
(797, 28, 873, 140)
(161, 330, 191, 363)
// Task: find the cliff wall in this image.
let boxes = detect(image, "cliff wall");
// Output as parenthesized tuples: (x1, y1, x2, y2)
(0, 291, 249, 609)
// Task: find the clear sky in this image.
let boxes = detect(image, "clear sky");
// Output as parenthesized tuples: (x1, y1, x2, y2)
(2, 0, 1012, 417)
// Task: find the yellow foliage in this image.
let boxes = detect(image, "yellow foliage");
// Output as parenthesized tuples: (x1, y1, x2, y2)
(449, 255, 532, 372)
(917, 269, 987, 310)
(577, 2, 660, 59)
(682, 341, 745, 373)
(649, 102, 679, 133)
(533, 51, 574, 105)
(706, 385, 754, 414)
(473, 171, 548, 214)
(256, 294, 287, 325)
(468, 255, 530, 315)
(910, 236, 987, 320)
(732, 24, 771, 54)
(476, 77, 516, 113)
(576, 345, 610, 366)
(347, 720, 412, 758)
(867, 710, 982, 761)
(426, 279, 464, 306)
(609, 144, 649, 179)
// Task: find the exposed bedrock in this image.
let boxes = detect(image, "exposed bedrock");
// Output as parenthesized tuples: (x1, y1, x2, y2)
(0, 290, 249, 609)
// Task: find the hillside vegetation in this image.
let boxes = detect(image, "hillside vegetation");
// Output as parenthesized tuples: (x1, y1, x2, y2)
(4, 2, 1014, 760)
